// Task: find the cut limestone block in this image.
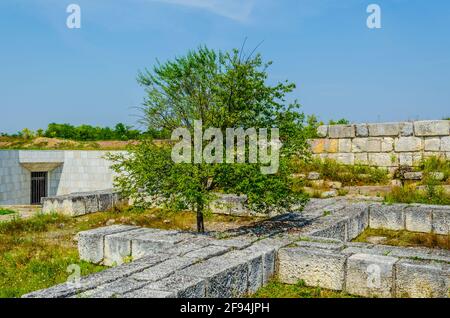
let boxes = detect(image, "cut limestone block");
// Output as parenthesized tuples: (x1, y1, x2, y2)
(347, 205, 370, 241)
(178, 252, 249, 298)
(403, 172, 423, 180)
(432, 208, 450, 235)
(75, 277, 148, 298)
(132, 257, 195, 282)
(78, 225, 139, 264)
(367, 122, 401, 137)
(131, 230, 188, 260)
(308, 218, 348, 242)
(369, 204, 406, 230)
(122, 288, 176, 298)
(414, 120, 449, 137)
(103, 228, 159, 266)
(345, 253, 398, 298)
(395, 260, 450, 298)
(142, 274, 206, 298)
(329, 125, 355, 139)
(277, 247, 347, 291)
(404, 205, 433, 233)
(394, 137, 423, 152)
(317, 125, 328, 138)
(355, 124, 369, 137)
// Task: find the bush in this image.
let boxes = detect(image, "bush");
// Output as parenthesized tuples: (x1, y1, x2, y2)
(293, 158, 389, 186)
(385, 184, 450, 205)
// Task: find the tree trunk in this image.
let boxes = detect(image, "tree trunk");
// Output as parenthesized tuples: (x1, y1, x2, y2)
(196, 202, 205, 233)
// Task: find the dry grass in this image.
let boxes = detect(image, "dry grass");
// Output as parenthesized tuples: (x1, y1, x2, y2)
(354, 228, 450, 250)
(0, 206, 260, 297)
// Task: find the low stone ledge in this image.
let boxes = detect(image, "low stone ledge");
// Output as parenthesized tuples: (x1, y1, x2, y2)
(277, 247, 347, 291)
(78, 225, 139, 264)
(395, 259, 450, 298)
(345, 253, 398, 298)
(369, 203, 407, 231)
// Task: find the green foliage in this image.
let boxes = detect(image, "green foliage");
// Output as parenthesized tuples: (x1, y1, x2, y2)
(43, 123, 142, 141)
(294, 158, 389, 186)
(0, 209, 16, 216)
(418, 156, 450, 184)
(384, 184, 450, 205)
(328, 118, 350, 125)
(250, 280, 357, 298)
(109, 46, 310, 232)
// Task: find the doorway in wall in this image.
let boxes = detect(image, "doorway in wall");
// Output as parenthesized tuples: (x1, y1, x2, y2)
(31, 172, 47, 205)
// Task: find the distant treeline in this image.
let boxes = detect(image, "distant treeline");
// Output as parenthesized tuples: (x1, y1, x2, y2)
(1, 123, 170, 141)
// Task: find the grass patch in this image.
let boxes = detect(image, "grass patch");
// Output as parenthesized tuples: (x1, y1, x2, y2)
(250, 280, 357, 298)
(0, 207, 259, 297)
(384, 184, 450, 205)
(293, 158, 389, 186)
(0, 209, 16, 216)
(354, 228, 450, 250)
(418, 156, 450, 185)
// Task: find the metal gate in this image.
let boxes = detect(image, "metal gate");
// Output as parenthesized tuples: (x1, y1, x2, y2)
(31, 172, 47, 205)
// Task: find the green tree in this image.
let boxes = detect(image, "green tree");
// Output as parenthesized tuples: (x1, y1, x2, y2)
(108, 46, 310, 232)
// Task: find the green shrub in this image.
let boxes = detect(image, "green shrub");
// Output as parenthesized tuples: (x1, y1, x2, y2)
(385, 184, 450, 205)
(0, 209, 16, 216)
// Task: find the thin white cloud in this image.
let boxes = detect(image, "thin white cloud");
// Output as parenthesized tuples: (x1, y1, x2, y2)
(152, 0, 255, 22)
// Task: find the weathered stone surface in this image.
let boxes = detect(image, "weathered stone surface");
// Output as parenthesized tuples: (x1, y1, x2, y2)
(395, 260, 450, 298)
(132, 257, 195, 282)
(278, 247, 346, 290)
(144, 274, 206, 298)
(183, 245, 231, 261)
(403, 171, 423, 180)
(355, 124, 369, 137)
(368, 153, 395, 167)
(347, 205, 369, 240)
(308, 218, 348, 241)
(404, 206, 432, 233)
(329, 125, 355, 139)
(369, 204, 406, 230)
(424, 138, 441, 151)
(368, 123, 401, 137)
(432, 208, 450, 235)
(381, 138, 394, 152)
(309, 139, 339, 154)
(131, 230, 187, 260)
(104, 228, 160, 266)
(354, 153, 369, 165)
(442, 136, 450, 151)
(307, 172, 321, 180)
(339, 139, 352, 153)
(414, 120, 449, 137)
(78, 225, 139, 264)
(122, 288, 176, 298)
(346, 253, 398, 297)
(209, 236, 255, 250)
(394, 137, 423, 152)
(178, 253, 249, 298)
(76, 277, 149, 298)
(429, 172, 445, 181)
(295, 240, 344, 251)
(400, 122, 414, 137)
(328, 153, 354, 165)
(317, 125, 328, 138)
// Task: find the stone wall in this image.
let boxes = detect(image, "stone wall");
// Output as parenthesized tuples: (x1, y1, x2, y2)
(0, 150, 124, 205)
(309, 120, 450, 168)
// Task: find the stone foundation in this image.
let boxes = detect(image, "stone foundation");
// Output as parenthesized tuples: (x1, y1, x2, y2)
(310, 120, 450, 167)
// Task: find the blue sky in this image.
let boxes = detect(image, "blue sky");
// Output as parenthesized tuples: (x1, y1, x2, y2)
(1, 0, 449, 133)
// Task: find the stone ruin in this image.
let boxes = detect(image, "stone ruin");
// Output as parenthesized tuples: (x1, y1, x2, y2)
(24, 198, 450, 298)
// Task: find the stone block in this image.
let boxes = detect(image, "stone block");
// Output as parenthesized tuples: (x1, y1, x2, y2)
(368, 153, 396, 167)
(131, 230, 189, 260)
(103, 228, 155, 266)
(424, 138, 441, 151)
(309, 218, 348, 241)
(178, 253, 249, 298)
(381, 138, 394, 152)
(78, 225, 139, 264)
(339, 139, 352, 153)
(403, 172, 423, 180)
(183, 245, 231, 261)
(309, 139, 339, 154)
(369, 204, 406, 230)
(414, 120, 449, 137)
(441, 137, 450, 151)
(307, 172, 321, 180)
(144, 274, 206, 298)
(347, 205, 370, 240)
(404, 205, 432, 233)
(317, 125, 328, 138)
(368, 122, 401, 137)
(278, 247, 347, 290)
(394, 137, 423, 152)
(345, 253, 398, 297)
(432, 208, 450, 235)
(395, 260, 450, 298)
(330, 153, 354, 165)
(132, 257, 195, 282)
(122, 288, 176, 298)
(354, 153, 369, 165)
(328, 125, 355, 139)
(400, 122, 414, 136)
(355, 124, 369, 137)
